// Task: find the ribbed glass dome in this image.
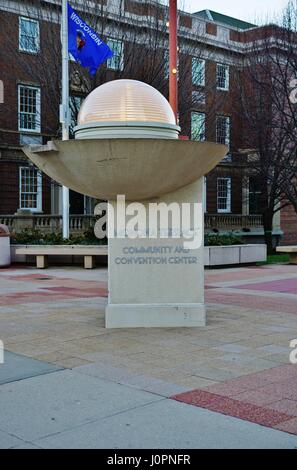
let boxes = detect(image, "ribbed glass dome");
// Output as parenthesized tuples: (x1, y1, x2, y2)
(78, 79, 176, 125)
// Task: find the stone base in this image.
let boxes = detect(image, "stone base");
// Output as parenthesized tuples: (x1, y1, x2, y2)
(106, 179, 205, 329)
(105, 303, 206, 328)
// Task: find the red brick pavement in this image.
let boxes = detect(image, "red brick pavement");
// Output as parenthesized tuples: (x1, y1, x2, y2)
(205, 290, 297, 314)
(171, 364, 297, 435)
(0, 272, 108, 305)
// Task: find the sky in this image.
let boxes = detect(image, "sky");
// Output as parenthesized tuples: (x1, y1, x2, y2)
(179, 0, 289, 24)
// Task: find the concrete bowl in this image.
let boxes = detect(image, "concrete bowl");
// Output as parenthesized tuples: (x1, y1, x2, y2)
(23, 139, 228, 201)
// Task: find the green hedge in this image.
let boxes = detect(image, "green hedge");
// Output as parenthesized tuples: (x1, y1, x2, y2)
(11, 229, 243, 247)
(10, 228, 107, 246)
(205, 233, 244, 246)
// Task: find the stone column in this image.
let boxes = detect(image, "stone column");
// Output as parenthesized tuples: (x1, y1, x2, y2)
(106, 179, 205, 328)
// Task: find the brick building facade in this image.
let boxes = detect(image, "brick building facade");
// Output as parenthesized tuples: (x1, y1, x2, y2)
(0, 0, 296, 243)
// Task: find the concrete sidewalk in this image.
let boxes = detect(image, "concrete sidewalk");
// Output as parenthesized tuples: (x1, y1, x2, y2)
(0, 352, 297, 449)
(0, 264, 297, 448)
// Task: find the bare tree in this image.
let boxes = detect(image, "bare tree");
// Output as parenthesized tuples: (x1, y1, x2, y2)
(234, 2, 297, 252)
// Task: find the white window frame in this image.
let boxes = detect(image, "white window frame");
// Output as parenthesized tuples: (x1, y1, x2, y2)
(217, 177, 231, 213)
(192, 58, 205, 87)
(107, 39, 124, 71)
(216, 64, 229, 91)
(191, 112, 206, 141)
(19, 17, 40, 53)
(19, 166, 42, 213)
(18, 84, 41, 133)
(216, 115, 230, 148)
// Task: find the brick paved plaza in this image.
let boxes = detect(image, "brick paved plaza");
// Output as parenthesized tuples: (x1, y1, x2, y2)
(0, 263, 297, 448)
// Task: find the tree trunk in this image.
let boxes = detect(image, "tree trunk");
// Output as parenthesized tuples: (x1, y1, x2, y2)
(263, 210, 274, 254)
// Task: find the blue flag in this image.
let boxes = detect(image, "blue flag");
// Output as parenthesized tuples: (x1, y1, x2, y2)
(68, 3, 113, 76)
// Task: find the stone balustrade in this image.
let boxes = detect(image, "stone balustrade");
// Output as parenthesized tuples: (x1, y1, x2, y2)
(205, 214, 263, 232)
(0, 214, 97, 234)
(0, 213, 264, 235)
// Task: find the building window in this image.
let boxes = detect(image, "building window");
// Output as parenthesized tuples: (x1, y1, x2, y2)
(107, 39, 124, 71)
(217, 178, 231, 213)
(18, 85, 41, 132)
(249, 177, 262, 215)
(192, 58, 205, 86)
(20, 134, 42, 146)
(216, 64, 229, 90)
(192, 90, 205, 106)
(19, 17, 40, 53)
(191, 112, 205, 141)
(19, 167, 42, 212)
(216, 115, 230, 147)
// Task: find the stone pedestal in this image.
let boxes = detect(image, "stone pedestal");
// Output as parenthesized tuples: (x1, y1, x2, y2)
(0, 235, 11, 267)
(105, 179, 205, 328)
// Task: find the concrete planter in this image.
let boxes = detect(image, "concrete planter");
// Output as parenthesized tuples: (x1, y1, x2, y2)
(0, 237, 11, 267)
(205, 244, 267, 266)
(0, 224, 11, 267)
(11, 244, 267, 267)
(11, 245, 26, 263)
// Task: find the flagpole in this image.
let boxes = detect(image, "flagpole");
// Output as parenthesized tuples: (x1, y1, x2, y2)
(169, 0, 178, 121)
(61, 0, 69, 239)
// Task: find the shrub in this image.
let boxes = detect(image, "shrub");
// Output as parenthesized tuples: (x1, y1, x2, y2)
(11, 229, 243, 247)
(10, 228, 107, 246)
(205, 233, 244, 246)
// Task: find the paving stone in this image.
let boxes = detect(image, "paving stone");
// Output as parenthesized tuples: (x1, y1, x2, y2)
(34, 399, 297, 449)
(267, 400, 297, 417)
(1, 264, 297, 446)
(118, 374, 190, 397)
(257, 345, 291, 355)
(192, 367, 245, 381)
(11, 443, 42, 449)
(0, 369, 163, 441)
(232, 390, 281, 406)
(172, 390, 292, 428)
(274, 418, 297, 435)
(213, 344, 252, 354)
(0, 430, 25, 449)
(0, 351, 62, 385)
(74, 363, 140, 382)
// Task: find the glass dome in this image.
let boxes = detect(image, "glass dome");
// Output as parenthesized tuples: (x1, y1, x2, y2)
(77, 79, 176, 125)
